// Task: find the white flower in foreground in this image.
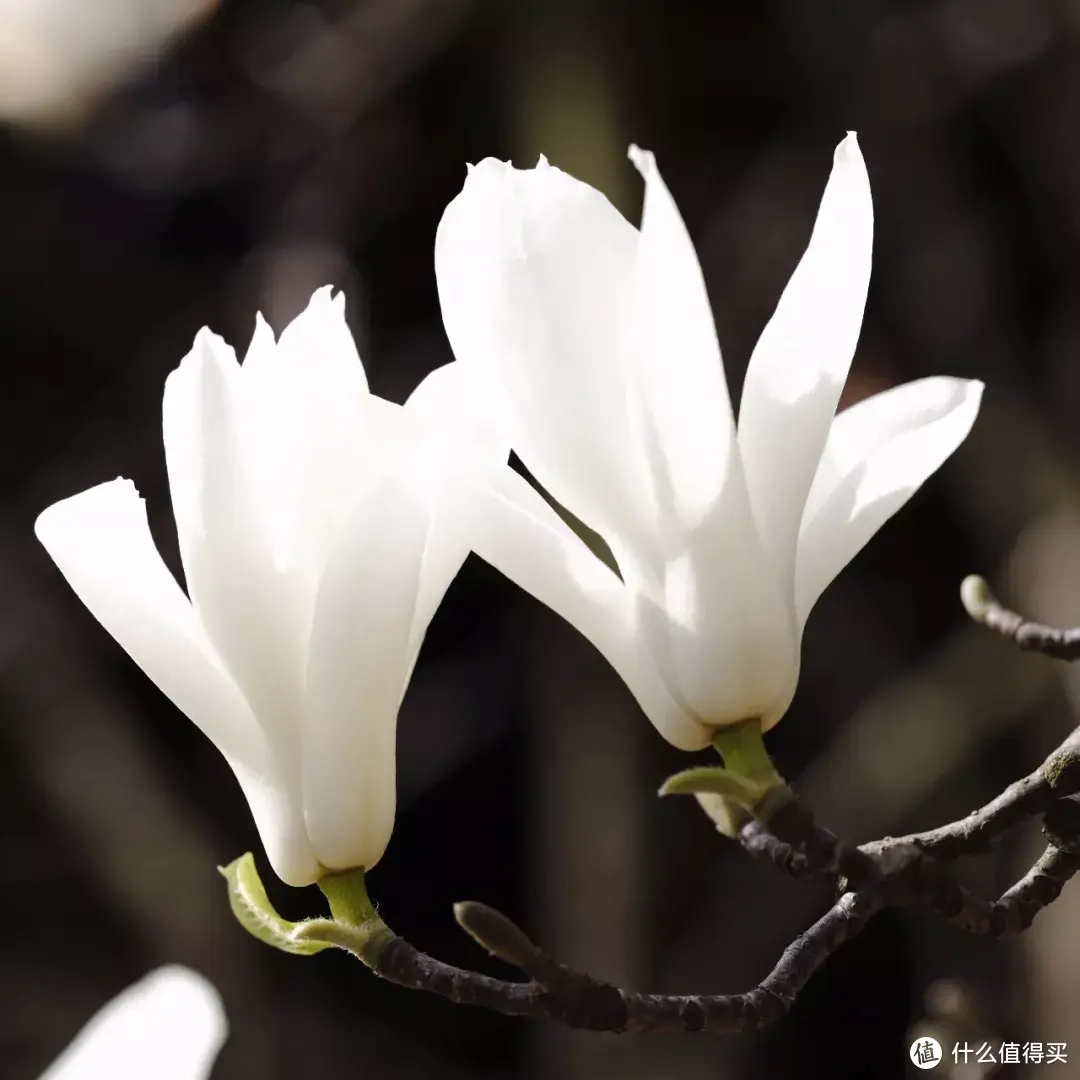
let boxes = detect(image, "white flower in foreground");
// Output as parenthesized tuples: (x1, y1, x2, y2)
(38, 966, 226, 1080)
(436, 133, 983, 751)
(36, 287, 500, 885)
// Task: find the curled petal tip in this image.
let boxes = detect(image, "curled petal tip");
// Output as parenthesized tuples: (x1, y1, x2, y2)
(627, 143, 654, 176)
(536, 153, 549, 168)
(834, 131, 861, 163)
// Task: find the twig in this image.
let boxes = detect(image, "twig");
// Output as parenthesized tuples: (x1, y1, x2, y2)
(328, 889, 883, 1034)
(962, 575, 1080, 659)
(322, 744, 1080, 1035)
(735, 731, 1080, 936)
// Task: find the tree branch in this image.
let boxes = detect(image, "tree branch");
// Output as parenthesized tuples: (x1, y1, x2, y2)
(330, 888, 883, 1034)
(290, 578, 1080, 1036)
(962, 575, 1080, 659)
(321, 730, 1080, 1035)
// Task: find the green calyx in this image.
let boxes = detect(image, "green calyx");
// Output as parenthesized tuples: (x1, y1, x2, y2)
(318, 866, 379, 928)
(659, 718, 793, 827)
(219, 853, 393, 963)
(218, 853, 332, 956)
(711, 719, 785, 789)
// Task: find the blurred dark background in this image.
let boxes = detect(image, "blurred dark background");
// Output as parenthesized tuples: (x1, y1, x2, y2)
(4, 0, 1080, 1077)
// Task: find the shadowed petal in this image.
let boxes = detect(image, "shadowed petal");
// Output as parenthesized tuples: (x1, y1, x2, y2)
(302, 476, 430, 870)
(400, 360, 509, 668)
(458, 467, 711, 750)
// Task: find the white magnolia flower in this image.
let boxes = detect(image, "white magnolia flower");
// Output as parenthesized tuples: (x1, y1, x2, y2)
(36, 287, 500, 885)
(38, 966, 226, 1080)
(436, 133, 983, 751)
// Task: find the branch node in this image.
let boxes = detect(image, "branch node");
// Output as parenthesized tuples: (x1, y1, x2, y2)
(1043, 797, 1080, 854)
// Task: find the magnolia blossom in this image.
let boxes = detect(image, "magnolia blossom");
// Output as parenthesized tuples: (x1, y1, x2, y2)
(436, 133, 983, 751)
(36, 288, 499, 885)
(38, 966, 226, 1080)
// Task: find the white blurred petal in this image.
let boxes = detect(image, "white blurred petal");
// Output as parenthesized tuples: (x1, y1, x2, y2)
(0, 0, 217, 131)
(795, 377, 984, 625)
(738, 133, 873, 591)
(39, 966, 226, 1080)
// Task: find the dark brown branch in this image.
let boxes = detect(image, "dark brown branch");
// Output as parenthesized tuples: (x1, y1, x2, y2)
(739, 726, 1080, 890)
(323, 636, 1080, 1036)
(962, 574, 1080, 659)
(343, 887, 883, 1034)
(343, 784, 1080, 1035)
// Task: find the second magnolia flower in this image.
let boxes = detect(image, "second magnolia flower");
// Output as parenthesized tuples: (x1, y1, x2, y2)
(35, 288, 503, 886)
(436, 132, 983, 749)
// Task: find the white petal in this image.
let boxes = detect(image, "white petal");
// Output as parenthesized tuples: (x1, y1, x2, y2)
(622, 147, 797, 727)
(634, 474, 799, 731)
(626, 146, 739, 533)
(435, 157, 657, 552)
(38, 966, 226, 1080)
(239, 288, 375, 588)
(402, 359, 507, 478)
(227, 758, 323, 885)
(399, 360, 509, 668)
(163, 328, 307, 792)
(457, 466, 711, 750)
(35, 479, 264, 770)
(302, 475, 430, 870)
(34, 479, 319, 885)
(795, 377, 984, 625)
(247, 285, 367, 394)
(737, 133, 874, 592)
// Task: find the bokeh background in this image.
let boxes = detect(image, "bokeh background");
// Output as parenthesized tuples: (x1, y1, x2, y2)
(3, 0, 1080, 1077)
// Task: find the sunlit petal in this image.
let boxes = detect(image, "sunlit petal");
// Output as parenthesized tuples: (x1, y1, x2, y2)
(34, 478, 319, 884)
(738, 133, 873, 595)
(796, 377, 984, 625)
(436, 157, 658, 553)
